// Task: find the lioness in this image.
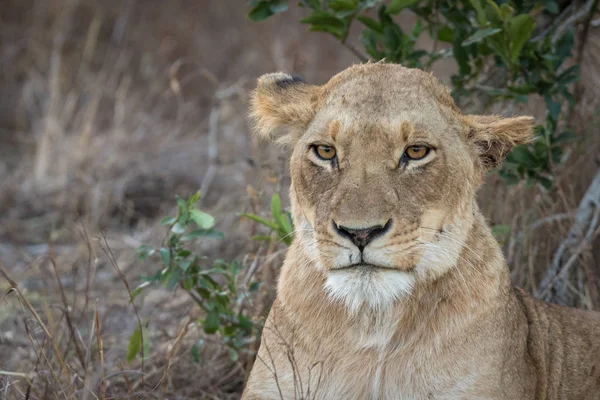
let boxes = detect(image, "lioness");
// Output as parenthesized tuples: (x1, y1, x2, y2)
(242, 63, 600, 399)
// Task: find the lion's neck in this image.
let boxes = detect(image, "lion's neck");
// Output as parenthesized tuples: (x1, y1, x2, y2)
(276, 209, 511, 350)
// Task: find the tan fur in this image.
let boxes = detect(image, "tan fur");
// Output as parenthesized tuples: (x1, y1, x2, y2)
(243, 63, 600, 399)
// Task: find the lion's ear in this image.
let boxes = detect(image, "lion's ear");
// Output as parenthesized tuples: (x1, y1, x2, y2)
(249, 73, 319, 142)
(464, 114, 535, 170)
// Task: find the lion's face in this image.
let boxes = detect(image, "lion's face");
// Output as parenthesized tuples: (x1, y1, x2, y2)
(251, 64, 533, 311)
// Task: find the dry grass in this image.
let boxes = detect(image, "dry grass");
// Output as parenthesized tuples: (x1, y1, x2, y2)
(1, 0, 599, 398)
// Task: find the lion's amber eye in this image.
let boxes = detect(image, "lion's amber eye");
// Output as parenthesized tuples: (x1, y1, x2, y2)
(314, 145, 337, 161)
(405, 145, 429, 160)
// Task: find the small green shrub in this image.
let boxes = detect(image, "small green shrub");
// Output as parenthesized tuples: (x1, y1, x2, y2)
(132, 192, 264, 362)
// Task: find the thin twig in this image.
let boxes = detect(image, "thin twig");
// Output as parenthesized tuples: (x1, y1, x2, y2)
(94, 303, 106, 400)
(49, 252, 86, 369)
(78, 222, 95, 319)
(537, 168, 600, 300)
(531, 3, 576, 42)
(552, 0, 599, 44)
(98, 232, 145, 384)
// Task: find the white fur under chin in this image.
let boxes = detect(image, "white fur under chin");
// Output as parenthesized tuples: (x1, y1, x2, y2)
(324, 268, 415, 314)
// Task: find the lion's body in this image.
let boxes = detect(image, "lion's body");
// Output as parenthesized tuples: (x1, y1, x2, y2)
(243, 63, 600, 399)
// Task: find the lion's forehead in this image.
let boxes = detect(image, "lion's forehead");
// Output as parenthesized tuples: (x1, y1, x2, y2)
(323, 64, 458, 104)
(307, 107, 456, 146)
(311, 94, 458, 140)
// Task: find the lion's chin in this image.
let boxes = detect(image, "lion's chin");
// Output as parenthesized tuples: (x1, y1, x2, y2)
(324, 267, 415, 313)
(331, 263, 416, 272)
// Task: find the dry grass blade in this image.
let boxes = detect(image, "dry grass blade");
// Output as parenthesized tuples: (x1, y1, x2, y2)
(160, 316, 192, 397)
(49, 252, 86, 369)
(98, 232, 145, 385)
(95, 303, 106, 400)
(0, 261, 73, 392)
(0, 371, 34, 385)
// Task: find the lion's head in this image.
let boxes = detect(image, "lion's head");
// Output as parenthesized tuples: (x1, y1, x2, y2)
(250, 63, 533, 312)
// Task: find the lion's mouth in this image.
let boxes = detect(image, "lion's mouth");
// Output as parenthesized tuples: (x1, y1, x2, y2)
(332, 263, 416, 272)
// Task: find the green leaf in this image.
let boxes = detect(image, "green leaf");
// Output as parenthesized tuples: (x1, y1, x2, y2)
(190, 209, 215, 229)
(140, 269, 163, 283)
(507, 14, 535, 62)
(228, 348, 239, 362)
(196, 287, 211, 300)
(271, 195, 292, 236)
(382, 24, 403, 51)
(177, 249, 191, 257)
(270, 194, 282, 220)
(248, 3, 273, 21)
(492, 43, 512, 68)
(142, 324, 150, 359)
(509, 146, 538, 168)
(301, 10, 346, 29)
(538, 176, 553, 190)
(240, 213, 279, 230)
(251, 235, 274, 242)
(238, 314, 254, 331)
(203, 309, 220, 334)
(485, 0, 505, 21)
(165, 268, 181, 289)
(171, 222, 186, 234)
(554, 30, 574, 67)
(491, 224, 511, 237)
(248, 1, 289, 22)
(561, 89, 576, 107)
(137, 245, 155, 260)
(507, 84, 536, 95)
(556, 65, 579, 85)
(357, 15, 382, 33)
(554, 130, 576, 144)
(410, 18, 422, 39)
(181, 229, 224, 241)
(187, 191, 201, 206)
(545, 96, 561, 122)
(499, 170, 520, 185)
(191, 344, 201, 363)
(300, 10, 347, 39)
(436, 26, 453, 43)
(160, 216, 176, 225)
(330, 0, 358, 13)
(127, 326, 142, 363)
(386, 0, 419, 14)
(176, 197, 189, 221)
(462, 28, 502, 46)
(453, 31, 471, 76)
(159, 248, 171, 267)
(544, 0, 559, 14)
(497, 2, 513, 20)
(277, 213, 293, 235)
(468, 0, 487, 26)
(249, 282, 261, 292)
(131, 281, 151, 300)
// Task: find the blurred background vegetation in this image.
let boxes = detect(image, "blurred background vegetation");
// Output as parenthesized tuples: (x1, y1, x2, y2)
(0, 0, 599, 398)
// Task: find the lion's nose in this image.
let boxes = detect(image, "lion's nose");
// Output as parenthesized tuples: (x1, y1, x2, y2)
(333, 219, 392, 251)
